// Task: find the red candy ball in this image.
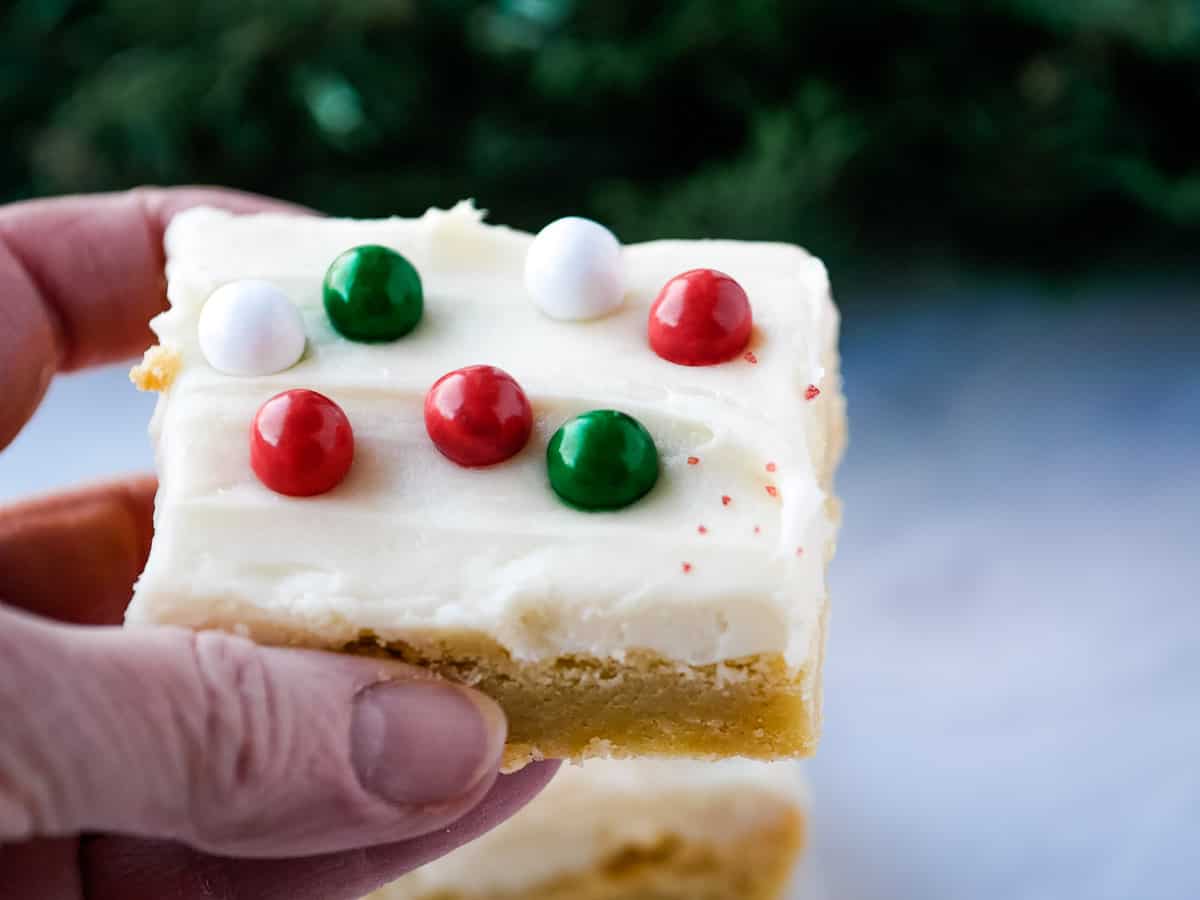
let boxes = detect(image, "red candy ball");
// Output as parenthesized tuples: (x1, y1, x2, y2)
(251, 389, 354, 496)
(648, 268, 753, 366)
(424, 365, 533, 467)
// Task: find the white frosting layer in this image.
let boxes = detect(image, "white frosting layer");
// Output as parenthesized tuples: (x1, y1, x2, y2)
(372, 759, 807, 897)
(126, 202, 842, 666)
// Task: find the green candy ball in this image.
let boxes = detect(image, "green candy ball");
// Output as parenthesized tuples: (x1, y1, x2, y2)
(547, 410, 659, 511)
(323, 244, 423, 342)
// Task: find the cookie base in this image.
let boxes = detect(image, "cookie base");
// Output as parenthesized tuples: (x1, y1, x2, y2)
(343, 632, 824, 771)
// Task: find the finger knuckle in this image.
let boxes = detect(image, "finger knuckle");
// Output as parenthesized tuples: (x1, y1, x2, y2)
(184, 630, 292, 845)
(0, 634, 38, 840)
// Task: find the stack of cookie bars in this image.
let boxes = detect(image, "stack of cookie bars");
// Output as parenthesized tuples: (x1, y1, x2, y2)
(128, 202, 845, 899)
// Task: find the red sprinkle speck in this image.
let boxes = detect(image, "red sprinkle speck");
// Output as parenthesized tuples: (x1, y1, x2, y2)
(687, 456, 700, 466)
(805, 384, 821, 401)
(744, 351, 758, 364)
(682, 562, 693, 573)
(795, 546, 805, 557)
(698, 524, 708, 534)
(765, 485, 779, 498)
(721, 495, 732, 506)
(754, 525, 761, 534)
(766, 461, 777, 473)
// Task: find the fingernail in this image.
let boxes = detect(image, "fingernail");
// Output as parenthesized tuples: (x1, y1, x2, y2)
(351, 679, 506, 807)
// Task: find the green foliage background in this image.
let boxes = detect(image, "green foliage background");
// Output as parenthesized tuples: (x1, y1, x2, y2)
(3, 0, 1198, 278)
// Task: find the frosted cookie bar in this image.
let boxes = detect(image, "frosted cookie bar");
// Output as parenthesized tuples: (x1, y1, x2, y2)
(366, 759, 808, 900)
(126, 202, 845, 768)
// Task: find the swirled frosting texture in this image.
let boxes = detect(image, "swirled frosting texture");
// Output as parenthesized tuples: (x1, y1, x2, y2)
(126, 202, 844, 667)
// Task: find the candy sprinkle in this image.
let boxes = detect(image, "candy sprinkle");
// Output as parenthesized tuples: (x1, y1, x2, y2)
(198, 280, 305, 376)
(698, 525, 708, 534)
(765, 485, 779, 498)
(721, 495, 732, 506)
(744, 351, 758, 364)
(425, 365, 532, 467)
(547, 410, 659, 511)
(805, 384, 821, 401)
(766, 461, 777, 472)
(251, 389, 354, 497)
(525, 216, 625, 321)
(687, 456, 700, 465)
(323, 245, 423, 342)
(648, 268, 753, 366)
(682, 562, 693, 573)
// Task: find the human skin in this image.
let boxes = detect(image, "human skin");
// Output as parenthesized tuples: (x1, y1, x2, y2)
(0, 188, 558, 900)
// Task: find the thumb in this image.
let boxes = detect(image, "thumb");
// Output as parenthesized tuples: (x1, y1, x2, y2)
(0, 605, 507, 857)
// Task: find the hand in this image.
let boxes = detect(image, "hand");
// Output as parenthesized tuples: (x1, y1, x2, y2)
(0, 188, 557, 900)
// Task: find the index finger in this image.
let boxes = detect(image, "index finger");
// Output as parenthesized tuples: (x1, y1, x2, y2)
(0, 187, 311, 451)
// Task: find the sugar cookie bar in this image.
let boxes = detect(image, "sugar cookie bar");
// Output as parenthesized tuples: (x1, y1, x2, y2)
(366, 759, 808, 900)
(126, 202, 845, 767)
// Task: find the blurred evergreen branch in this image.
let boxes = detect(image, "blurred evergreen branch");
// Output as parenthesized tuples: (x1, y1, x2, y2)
(2, 0, 1198, 275)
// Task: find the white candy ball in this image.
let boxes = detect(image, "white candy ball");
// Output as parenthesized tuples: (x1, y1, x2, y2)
(198, 280, 306, 376)
(524, 217, 625, 320)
